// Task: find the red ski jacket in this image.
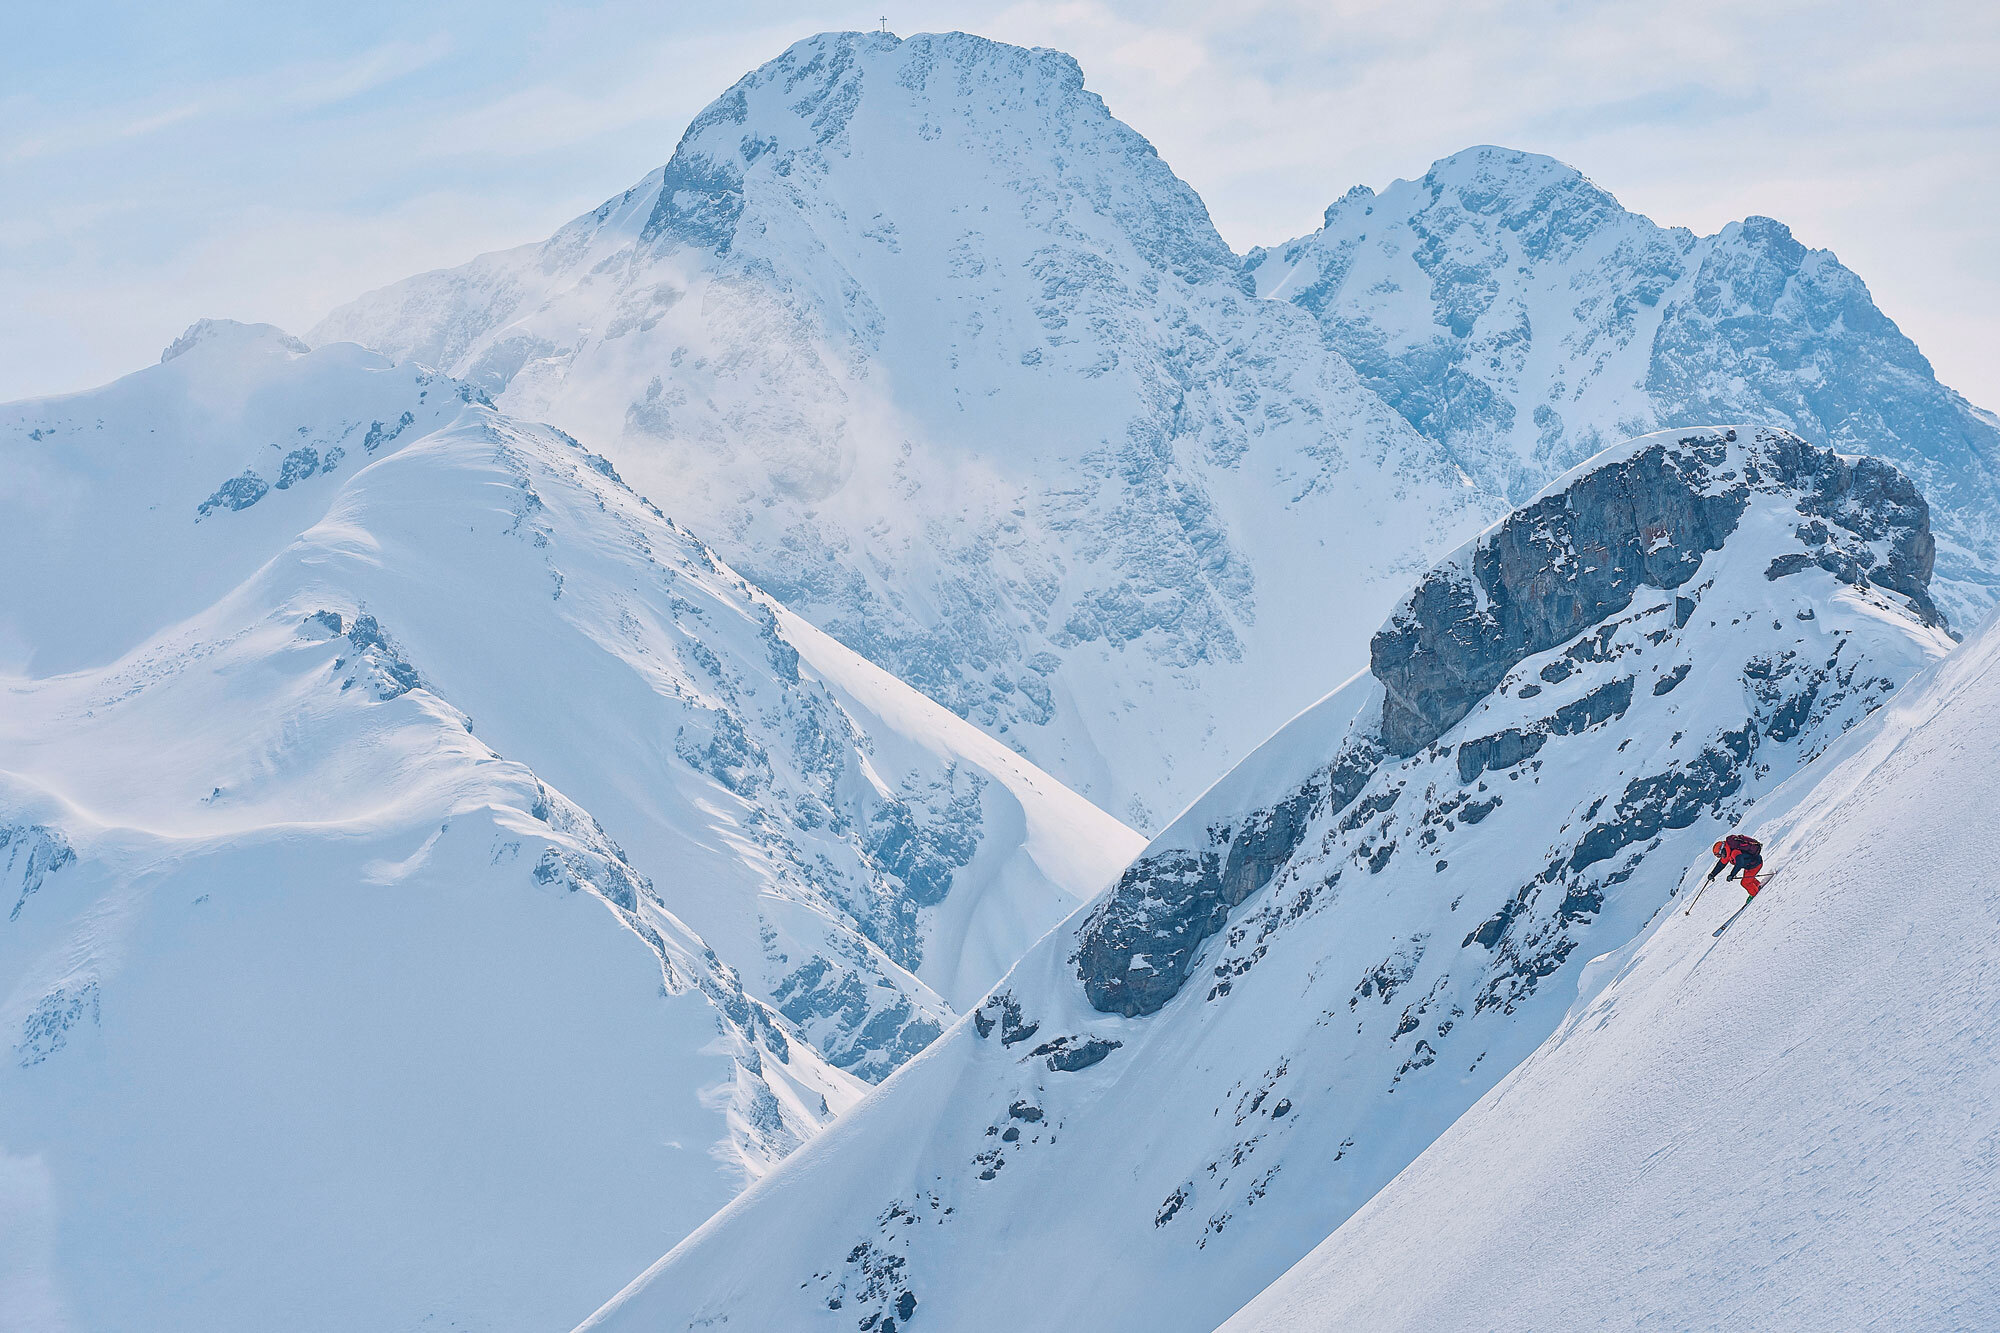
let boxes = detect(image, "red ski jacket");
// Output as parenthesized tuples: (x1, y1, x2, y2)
(1712, 833, 1763, 866)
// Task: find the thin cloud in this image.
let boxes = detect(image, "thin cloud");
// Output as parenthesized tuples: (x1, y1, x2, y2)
(0, 34, 452, 164)
(415, 24, 803, 160)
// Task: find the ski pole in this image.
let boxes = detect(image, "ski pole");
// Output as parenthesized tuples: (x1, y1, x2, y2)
(1682, 867, 1716, 916)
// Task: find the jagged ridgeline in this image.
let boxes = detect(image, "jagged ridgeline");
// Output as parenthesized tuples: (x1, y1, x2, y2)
(582, 425, 1953, 1333)
(1247, 147, 2000, 624)
(0, 323, 1136, 1332)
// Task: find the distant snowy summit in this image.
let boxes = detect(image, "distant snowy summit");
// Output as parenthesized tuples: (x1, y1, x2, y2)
(316, 34, 2000, 831)
(1248, 144, 2000, 620)
(575, 424, 1953, 1333)
(159, 317, 310, 363)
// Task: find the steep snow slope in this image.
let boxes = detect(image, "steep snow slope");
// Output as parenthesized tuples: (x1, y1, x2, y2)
(578, 427, 1952, 1333)
(1230, 606, 2000, 1332)
(312, 30, 1497, 829)
(0, 637, 855, 1333)
(0, 323, 1135, 1331)
(1248, 146, 2000, 623)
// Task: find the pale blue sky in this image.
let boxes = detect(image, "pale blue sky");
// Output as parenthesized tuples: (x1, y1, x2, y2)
(5, 1, 1994, 406)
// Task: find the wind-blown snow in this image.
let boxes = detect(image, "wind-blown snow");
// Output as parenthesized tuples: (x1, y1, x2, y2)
(1230, 605, 2000, 1332)
(312, 30, 1500, 830)
(0, 322, 1136, 1331)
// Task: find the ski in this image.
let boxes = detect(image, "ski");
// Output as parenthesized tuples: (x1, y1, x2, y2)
(1713, 903, 1752, 937)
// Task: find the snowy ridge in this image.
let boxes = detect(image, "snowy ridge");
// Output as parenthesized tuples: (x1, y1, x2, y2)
(1230, 603, 2000, 1332)
(0, 603, 852, 1333)
(577, 426, 1951, 1333)
(1248, 144, 2000, 624)
(313, 30, 1500, 829)
(0, 324, 1136, 1330)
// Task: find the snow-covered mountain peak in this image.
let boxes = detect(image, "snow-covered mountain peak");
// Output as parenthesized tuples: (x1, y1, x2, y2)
(1416, 143, 1602, 204)
(159, 317, 311, 365)
(1298, 143, 1635, 265)
(312, 33, 1493, 830)
(1079, 425, 1943, 1017)
(1373, 423, 1944, 754)
(1252, 151, 2000, 623)
(645, 29, 1235, 285)
(1, 333, 487, 675)
(576, 424, 1952, 1333)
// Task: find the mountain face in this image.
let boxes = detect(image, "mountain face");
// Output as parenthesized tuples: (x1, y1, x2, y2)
(311, 30, 1500, 830)
(1230, 599, 2000, 1332)
(314, 44, 2000, 832)
(0, 322, 1136, 1331)
(1247, 145, 2000, 625)
(577, 427, 1952, 1333)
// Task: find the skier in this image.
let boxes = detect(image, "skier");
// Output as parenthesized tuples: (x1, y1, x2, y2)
(1705, 833, 1765, 899)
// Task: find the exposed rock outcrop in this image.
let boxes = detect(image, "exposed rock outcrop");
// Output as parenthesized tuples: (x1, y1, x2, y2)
(1374, 427, 1941, 756)
(1077, 743, 1380, 1017)
(1076, 426, 1942, 1020)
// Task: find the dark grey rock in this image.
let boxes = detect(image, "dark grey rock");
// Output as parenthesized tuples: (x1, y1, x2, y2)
(4, 823, 76, 923)
(1457, 728, 1546, 783)
(1031, 1035, 1123, 1072)
(1373, 434, 1745, 754)
(197, 470, 270, 517)
(1077, 741, 1379, 1017)
(1373, 429, 1943, 755)
(273, 447, 319, 489)
(1549, 677, 1634, 735)
(362, 411, 416, 452)
(1569, 725, 1754, 872)
(345, 614, 423, 699)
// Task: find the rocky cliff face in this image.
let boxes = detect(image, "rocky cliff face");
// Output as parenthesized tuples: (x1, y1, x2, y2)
(1249, 146, 2000, 626)
(1373, 427, 1942, 756)
(1228, 609, 2000, 1333)
(573, 425, 1954, 1333)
